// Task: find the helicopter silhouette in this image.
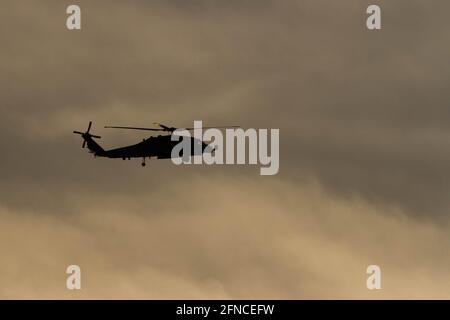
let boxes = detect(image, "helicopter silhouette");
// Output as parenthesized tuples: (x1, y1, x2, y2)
(73, 121, 237, 166)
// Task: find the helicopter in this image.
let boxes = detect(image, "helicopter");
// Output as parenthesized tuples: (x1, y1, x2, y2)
(73, 121, 238, 166)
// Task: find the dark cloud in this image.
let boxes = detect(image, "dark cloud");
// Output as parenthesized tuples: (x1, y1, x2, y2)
(1, 0, 450, 298)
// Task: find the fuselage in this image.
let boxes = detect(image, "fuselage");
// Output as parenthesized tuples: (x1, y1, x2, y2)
(96, 135, 209, 159)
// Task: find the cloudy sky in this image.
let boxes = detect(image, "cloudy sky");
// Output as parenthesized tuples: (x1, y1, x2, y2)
(1, 0, 450, 299)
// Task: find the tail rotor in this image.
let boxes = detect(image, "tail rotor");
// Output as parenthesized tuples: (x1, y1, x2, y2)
(73, 121, 101, 148)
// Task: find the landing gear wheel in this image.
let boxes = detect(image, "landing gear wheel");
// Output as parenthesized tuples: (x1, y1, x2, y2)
(141, 162, 146, 167)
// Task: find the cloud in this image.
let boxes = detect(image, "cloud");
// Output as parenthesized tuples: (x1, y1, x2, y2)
(0, 0, 450, 298)
(1, 177, 449, 299)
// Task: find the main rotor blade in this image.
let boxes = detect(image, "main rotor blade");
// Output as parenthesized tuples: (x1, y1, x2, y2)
(104, 125, 241, 132)
(82, 140, 86, 148)
(87, 121, 92, 133)
(153, 122, 171, 130)
(73, 131, 84, 135)
(183, 126, 241, 130)
(104, 126, 163, 131)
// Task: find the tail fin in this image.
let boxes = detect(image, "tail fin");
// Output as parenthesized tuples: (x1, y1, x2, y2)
(83, 136, 106, 156)
(73, 121, 106, 157)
